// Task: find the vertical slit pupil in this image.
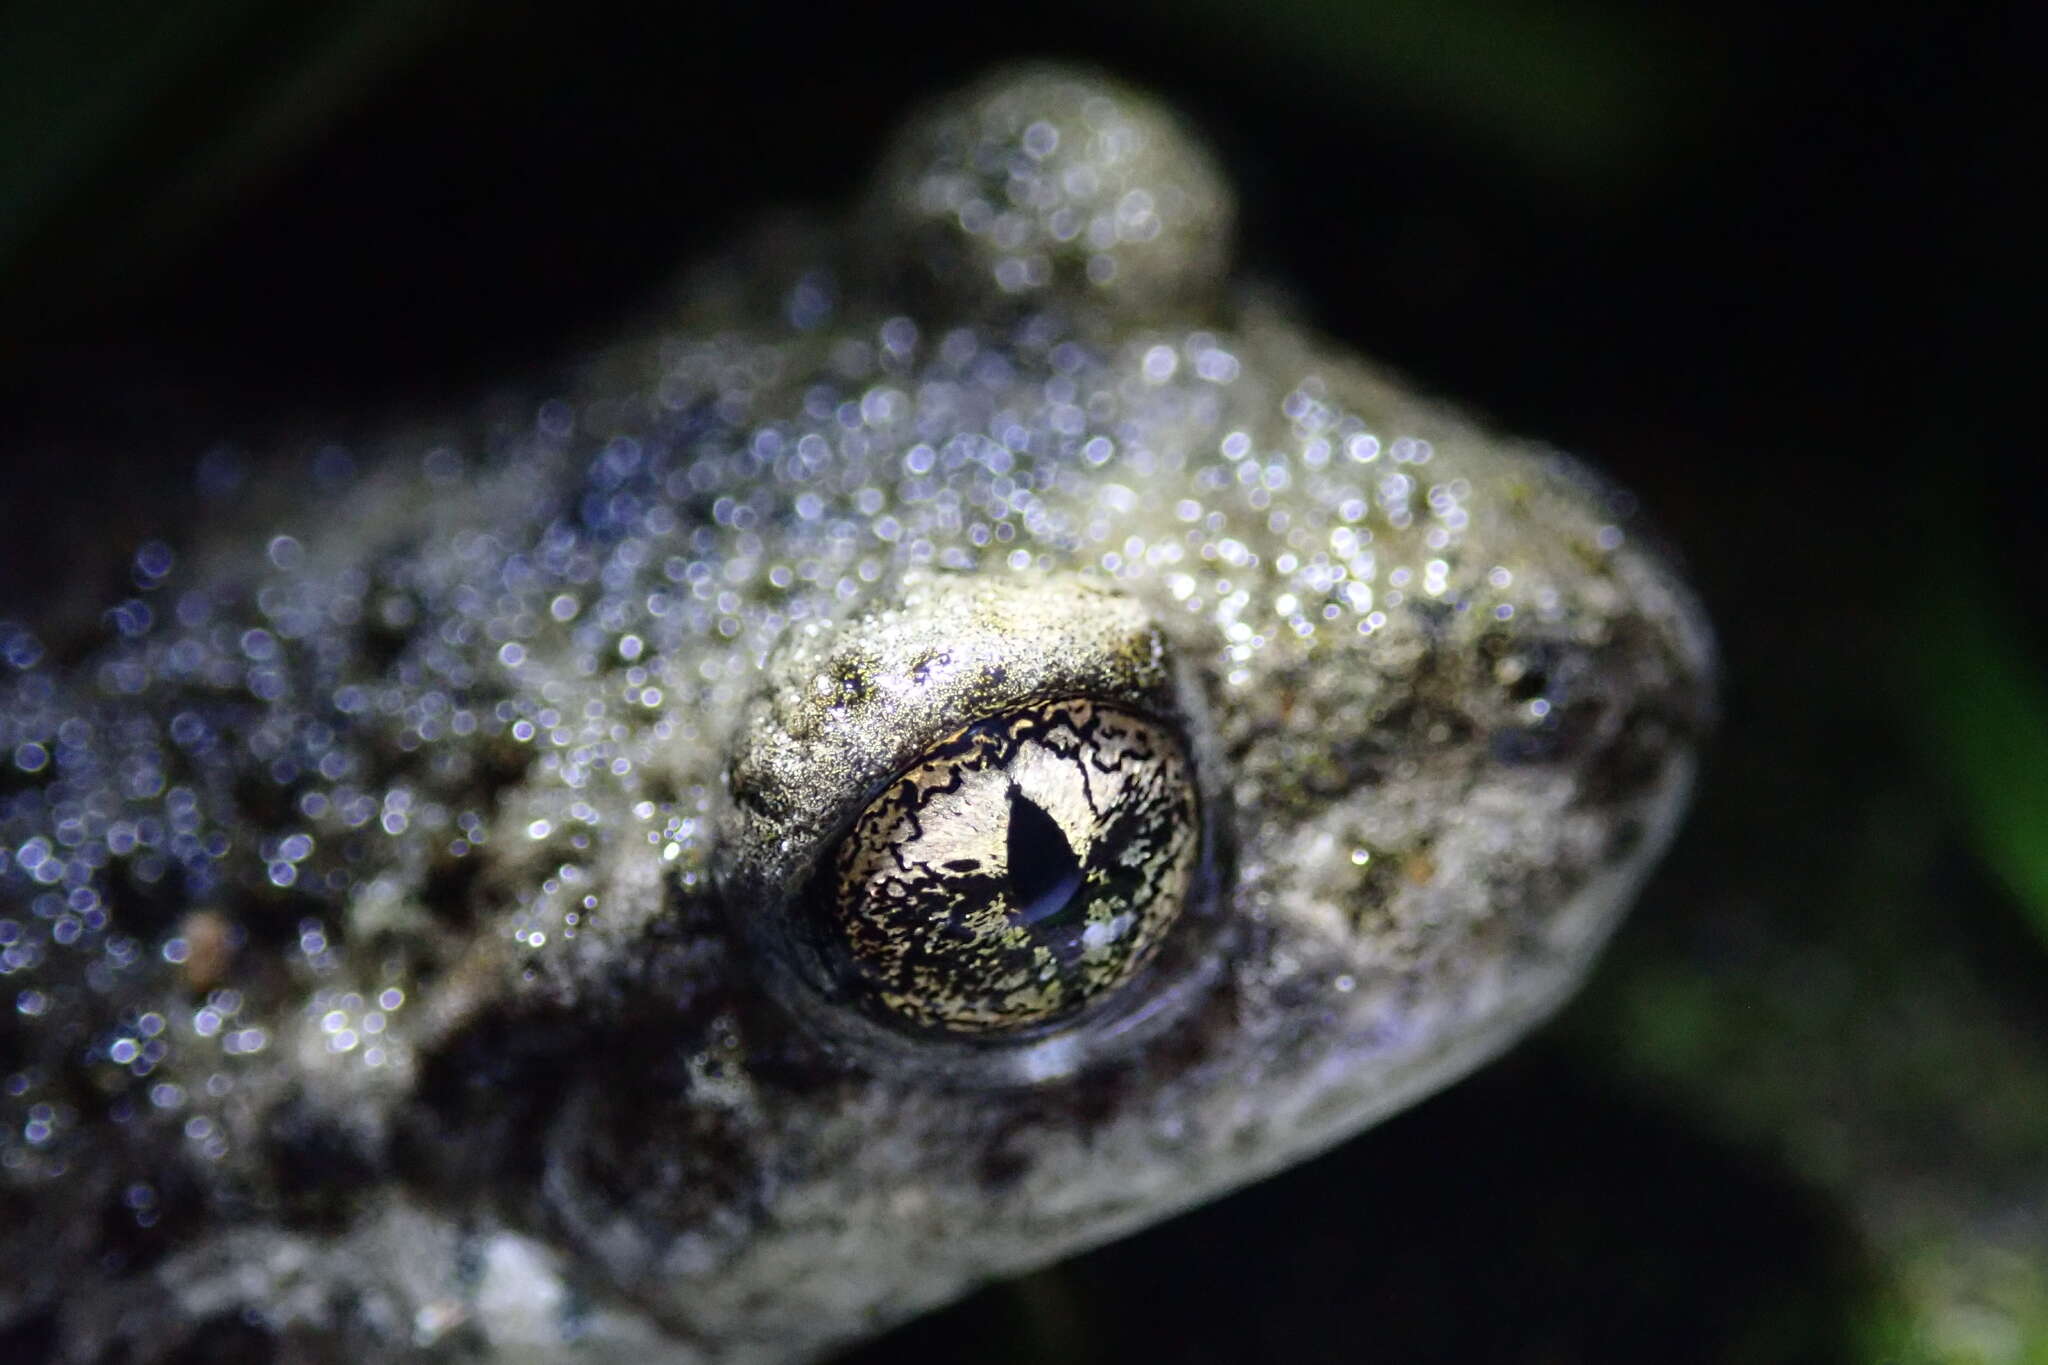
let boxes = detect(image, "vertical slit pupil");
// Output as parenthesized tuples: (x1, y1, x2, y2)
(1005, 786, 1085, 929)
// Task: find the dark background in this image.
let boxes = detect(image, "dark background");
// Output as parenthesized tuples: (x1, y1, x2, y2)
(2, 2, 2038, 1359)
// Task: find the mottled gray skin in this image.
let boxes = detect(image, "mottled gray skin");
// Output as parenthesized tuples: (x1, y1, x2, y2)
(0, 68, 1712, 1362)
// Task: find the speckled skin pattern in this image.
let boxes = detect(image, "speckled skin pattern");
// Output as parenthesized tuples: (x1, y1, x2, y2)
(0, 68, 1713, 1363)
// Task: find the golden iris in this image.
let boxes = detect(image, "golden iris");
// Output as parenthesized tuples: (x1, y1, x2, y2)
(826, 698, 1198, 1034)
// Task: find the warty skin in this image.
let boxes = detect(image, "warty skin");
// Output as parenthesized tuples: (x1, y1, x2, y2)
(0, 67, 1713, 1362)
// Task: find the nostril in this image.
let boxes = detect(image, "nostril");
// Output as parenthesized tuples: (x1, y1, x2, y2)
(1483, 638, 1613, 766)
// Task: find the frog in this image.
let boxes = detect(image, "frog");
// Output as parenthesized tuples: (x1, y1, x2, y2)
(0, 65, 1714, 1363)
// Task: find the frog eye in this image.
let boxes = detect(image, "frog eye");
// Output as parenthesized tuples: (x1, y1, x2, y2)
(824, 698, 1198, 1035)
(720, 572, 1220, 1079)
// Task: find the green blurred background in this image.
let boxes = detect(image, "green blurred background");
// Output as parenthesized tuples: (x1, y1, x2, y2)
(1, 2, 2040, 1361)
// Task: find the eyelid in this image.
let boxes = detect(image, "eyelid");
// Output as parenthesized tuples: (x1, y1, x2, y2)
(724, 570, 1179, 898)
(717, 568, 1227, 1083)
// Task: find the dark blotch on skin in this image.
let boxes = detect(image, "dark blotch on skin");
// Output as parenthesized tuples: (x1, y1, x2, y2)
(265, 1093, 381, 1230)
